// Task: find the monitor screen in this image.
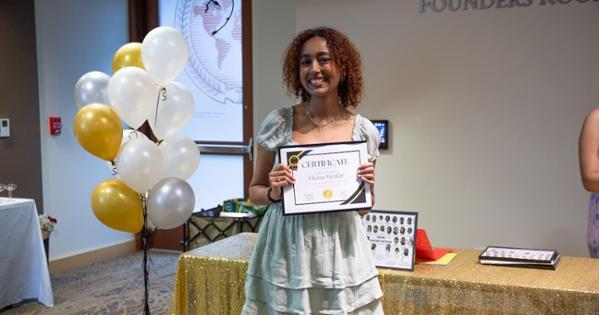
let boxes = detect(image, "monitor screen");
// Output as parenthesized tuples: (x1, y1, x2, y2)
(371, 120, 389, 149)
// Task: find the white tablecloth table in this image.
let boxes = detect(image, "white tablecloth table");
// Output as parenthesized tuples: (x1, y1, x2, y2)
(0, 198, 53, 308)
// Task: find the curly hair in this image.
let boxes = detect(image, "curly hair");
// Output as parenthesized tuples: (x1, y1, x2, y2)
(282, 27, 363, 108)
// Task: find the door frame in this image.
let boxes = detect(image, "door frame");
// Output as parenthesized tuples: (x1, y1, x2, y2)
(128, 0, 254, 251)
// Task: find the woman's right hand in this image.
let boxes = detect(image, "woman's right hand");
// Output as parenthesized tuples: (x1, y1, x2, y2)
(268, 164, 295, 199)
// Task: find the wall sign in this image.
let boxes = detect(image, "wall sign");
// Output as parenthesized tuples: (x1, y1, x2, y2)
(419, 0, 598, 13)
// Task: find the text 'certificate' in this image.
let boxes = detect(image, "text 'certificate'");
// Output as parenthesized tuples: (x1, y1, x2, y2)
(278, 141, 372, 215)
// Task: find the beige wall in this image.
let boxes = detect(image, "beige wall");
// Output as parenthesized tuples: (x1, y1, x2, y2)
(297, 0, 599, 256)
(252, 0, 296, 132)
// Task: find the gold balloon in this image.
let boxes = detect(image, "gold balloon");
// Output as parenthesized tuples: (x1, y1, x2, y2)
(73, 103, 122, 161)
(91, 179, 143, 233)
(112, 42, 144, 74)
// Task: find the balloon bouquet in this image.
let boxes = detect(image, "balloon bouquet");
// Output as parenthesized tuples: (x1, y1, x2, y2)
(72, 27, 198, 313)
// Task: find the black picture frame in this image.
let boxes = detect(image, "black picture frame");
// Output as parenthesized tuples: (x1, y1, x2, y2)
(362, 210, 418, 271)
(277, 141, 372, 215)
(371, 120, 389, 150)
(478, 246, 560, 270)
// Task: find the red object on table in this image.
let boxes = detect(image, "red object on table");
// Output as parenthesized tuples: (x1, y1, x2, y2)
(415, 228, 452, 261)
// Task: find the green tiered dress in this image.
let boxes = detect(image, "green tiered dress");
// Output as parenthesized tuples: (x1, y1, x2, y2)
(242, 107, 384, 314)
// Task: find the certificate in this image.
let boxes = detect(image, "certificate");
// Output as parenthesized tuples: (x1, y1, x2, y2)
(278, 141, 372, 215)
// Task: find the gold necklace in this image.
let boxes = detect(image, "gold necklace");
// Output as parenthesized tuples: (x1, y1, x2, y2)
(306, 104, 341, 127)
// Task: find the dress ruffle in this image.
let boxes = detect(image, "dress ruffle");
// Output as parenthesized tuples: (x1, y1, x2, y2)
(244, 273, 383, 314)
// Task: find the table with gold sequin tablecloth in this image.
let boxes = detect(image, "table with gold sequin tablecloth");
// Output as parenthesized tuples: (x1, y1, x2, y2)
(171, 232, 599, 315)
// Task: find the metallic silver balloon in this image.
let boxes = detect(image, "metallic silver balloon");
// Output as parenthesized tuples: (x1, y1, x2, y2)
(147, 177, 195, 229)
(74, 71, 111, 108)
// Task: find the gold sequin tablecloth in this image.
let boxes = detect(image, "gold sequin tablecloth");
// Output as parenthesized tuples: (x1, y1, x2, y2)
(172, 233, 599, 315)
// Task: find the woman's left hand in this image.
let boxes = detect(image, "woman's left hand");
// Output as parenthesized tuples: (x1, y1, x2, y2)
(357, 162, 375, 186)
(357, 162, 375, 216)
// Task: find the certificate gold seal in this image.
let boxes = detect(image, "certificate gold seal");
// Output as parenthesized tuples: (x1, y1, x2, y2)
(288, 154, 300, 170)
(323, 189, 333, 199)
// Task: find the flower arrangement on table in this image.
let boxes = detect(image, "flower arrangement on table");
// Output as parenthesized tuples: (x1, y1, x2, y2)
(39, 214, 58, 238)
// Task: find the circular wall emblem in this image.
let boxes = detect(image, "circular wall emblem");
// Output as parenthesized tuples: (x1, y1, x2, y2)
(176, 0, 243, 104)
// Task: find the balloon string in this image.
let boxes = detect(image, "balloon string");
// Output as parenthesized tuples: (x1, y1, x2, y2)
(154, 87, 167, 131)
(141, 194, 151, 315)
(111, 160, 118, 176)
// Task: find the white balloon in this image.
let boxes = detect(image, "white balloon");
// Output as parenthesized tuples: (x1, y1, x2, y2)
(108, 67, 158, 128)
(159, 135, 200, 180)
(116, 137, 164, 193)
(74, 71, 110, 108)
(149, 82, 194, 140)
(141, 26, 189, 86)
(108, 130, 150, 175)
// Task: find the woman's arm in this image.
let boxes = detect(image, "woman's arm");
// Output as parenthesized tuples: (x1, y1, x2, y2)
(249, 145, 295, 205)
(580, 109, 599, 192)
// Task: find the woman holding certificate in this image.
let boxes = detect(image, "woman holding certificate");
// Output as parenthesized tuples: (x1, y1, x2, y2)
(242, 27, 384, 314)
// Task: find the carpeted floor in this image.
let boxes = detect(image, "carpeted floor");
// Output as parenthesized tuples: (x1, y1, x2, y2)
(1, 250, 180, 315)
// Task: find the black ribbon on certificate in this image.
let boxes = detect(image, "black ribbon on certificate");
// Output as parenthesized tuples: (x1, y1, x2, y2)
(340, 182, 367, 205)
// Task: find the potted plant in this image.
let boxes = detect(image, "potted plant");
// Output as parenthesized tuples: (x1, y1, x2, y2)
(39, 214, 57, 240)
